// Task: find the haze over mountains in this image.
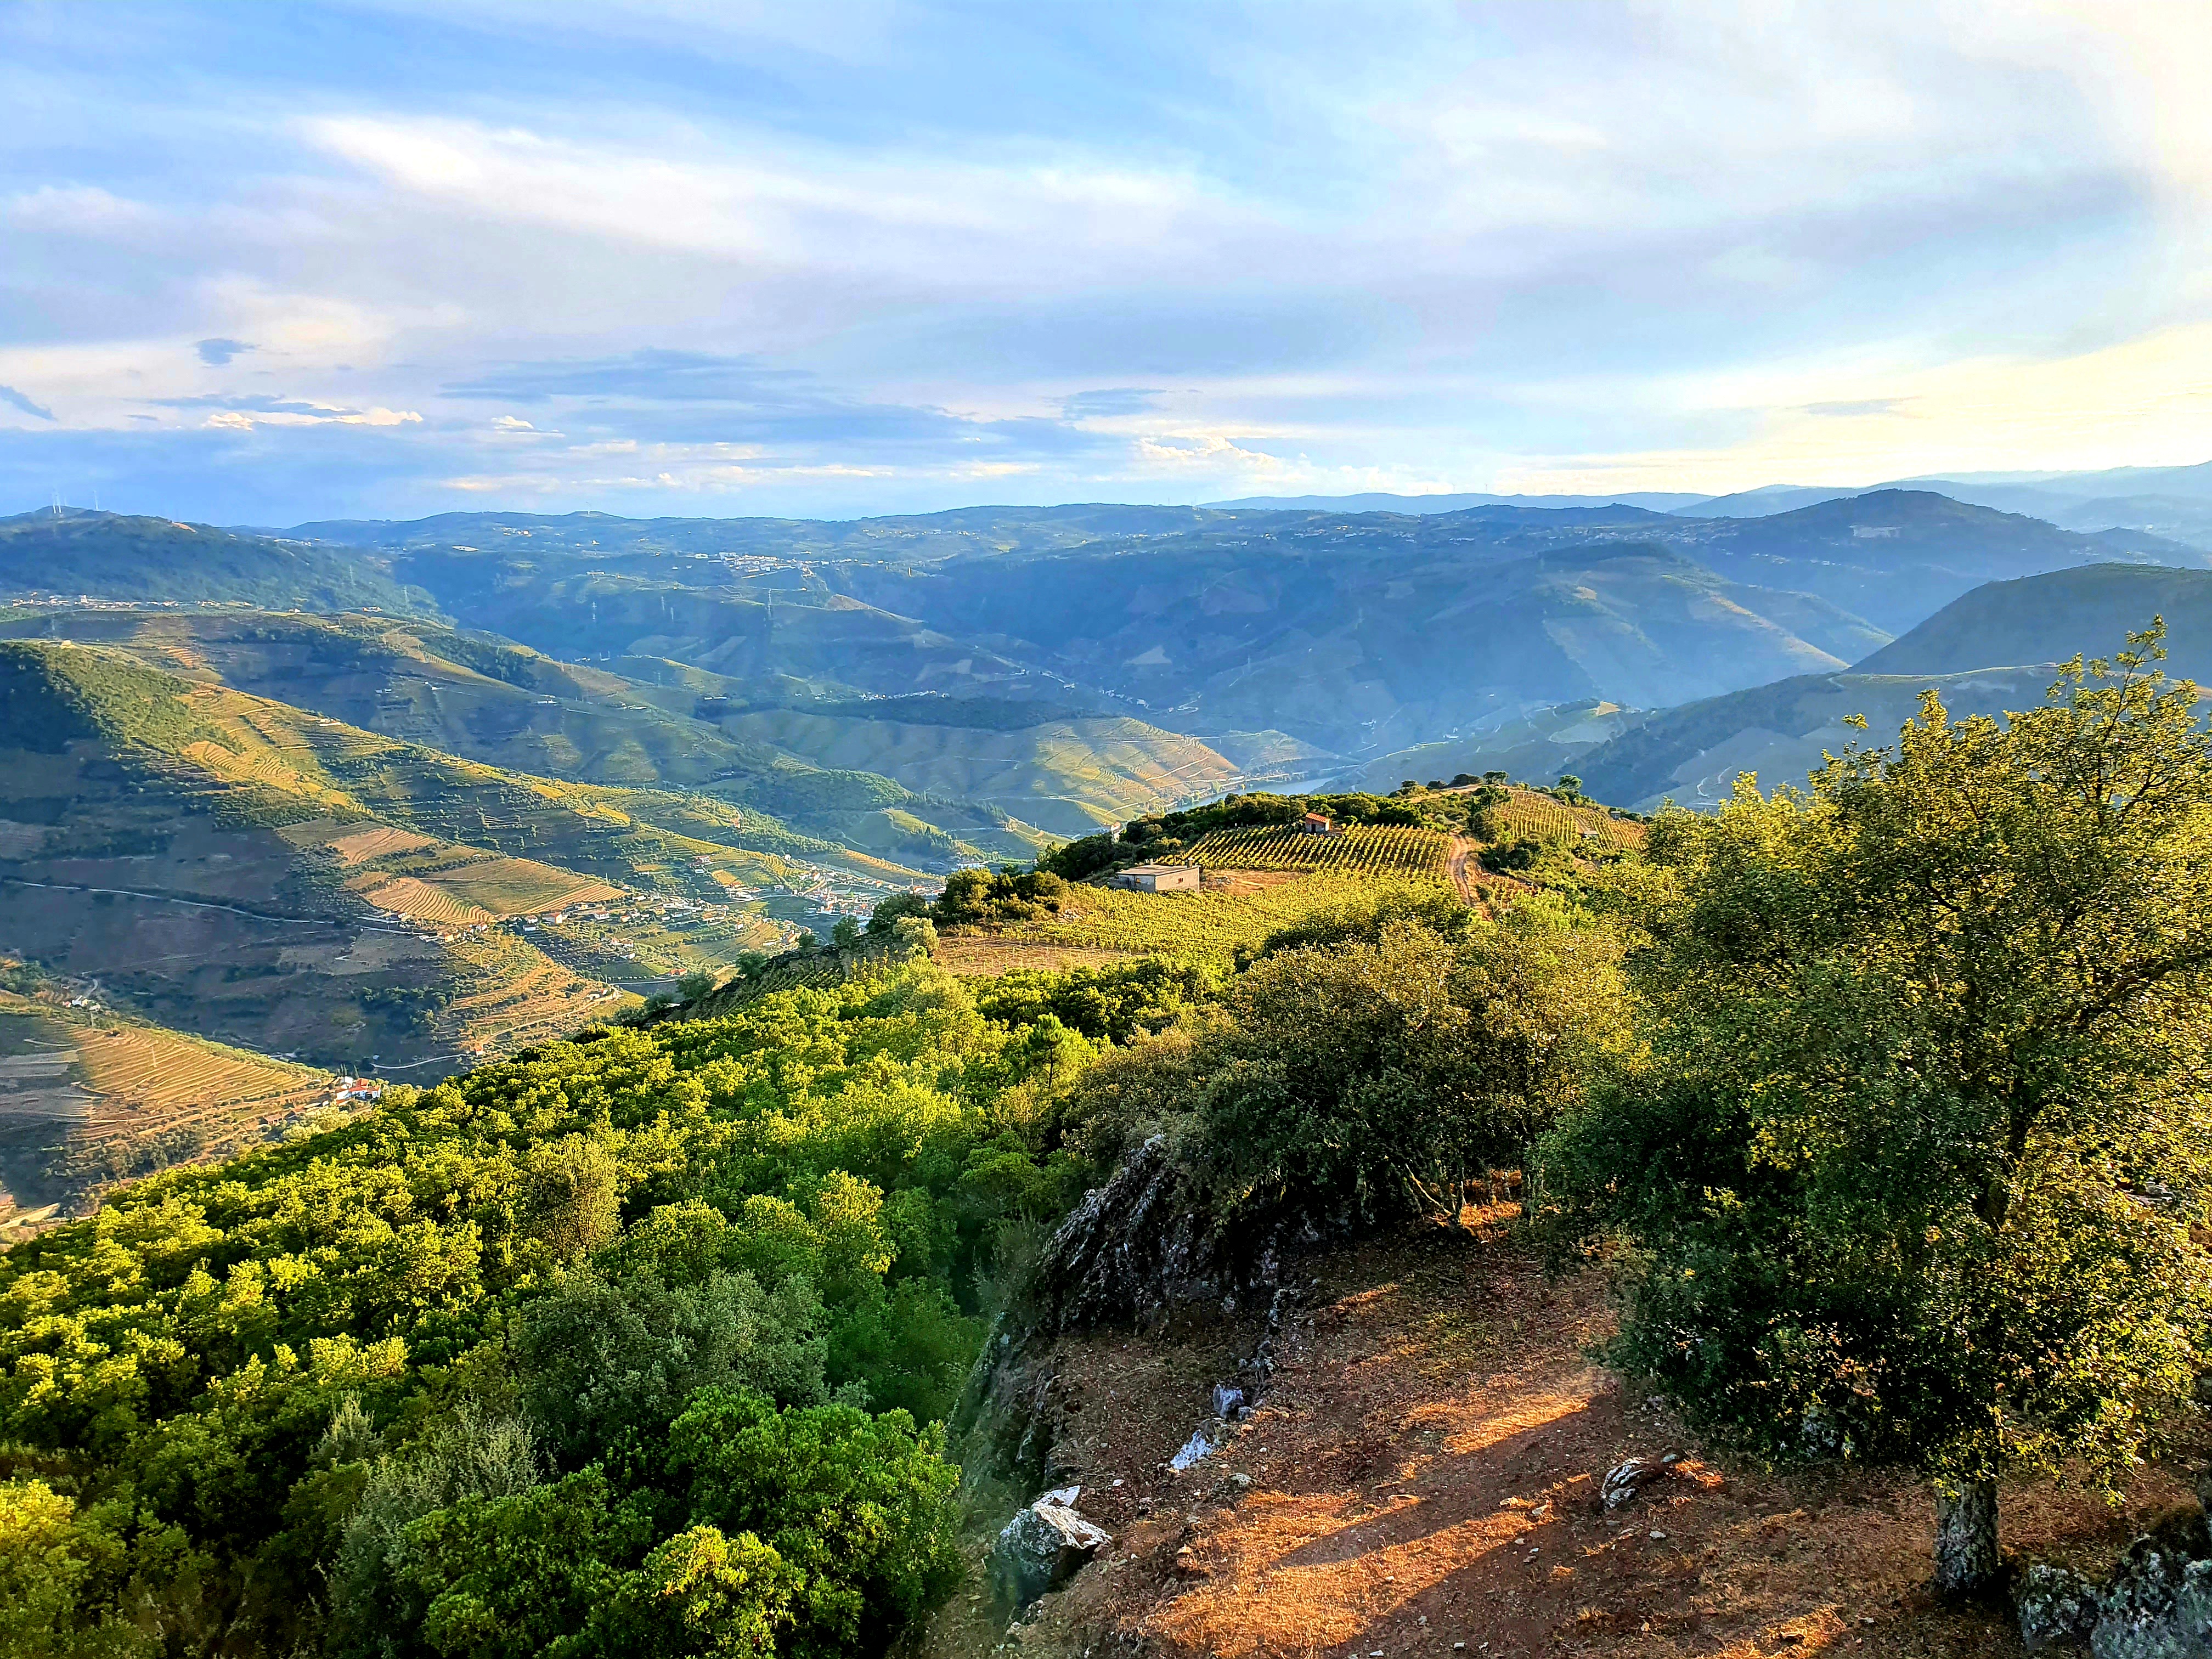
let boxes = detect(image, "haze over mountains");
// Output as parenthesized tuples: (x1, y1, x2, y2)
(9, 476, 2208, 803)
(3, 470, 2209, 1216)
(1221, 458, 2212, 550)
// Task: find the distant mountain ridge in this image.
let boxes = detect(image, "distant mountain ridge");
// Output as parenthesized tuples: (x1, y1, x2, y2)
(1204, 489, 1712, 512)
(20, 487, 2208, 774)
(0, 509, 436, 614)
(1566, 562, 2212, 811)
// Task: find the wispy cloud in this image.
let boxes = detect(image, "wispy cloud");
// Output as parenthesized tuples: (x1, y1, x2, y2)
(1, 2, 2208, 520)
(0, 385, 56, 421)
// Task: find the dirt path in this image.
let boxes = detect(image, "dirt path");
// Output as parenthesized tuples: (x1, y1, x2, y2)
(1447, 836, 1478, 899)
(948, 1236, 2205, 1659)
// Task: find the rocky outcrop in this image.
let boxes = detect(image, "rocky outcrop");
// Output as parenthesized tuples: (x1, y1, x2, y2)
(2015, 1503, 2212, 1656)
(2016, 1564, 2100, 1651)
(990, 1489, 1113, 1610)
(956, 1136, 1323, 1496)
(2089, 1510, 2211, 1659)
(1029, 1136, 1255, 1334)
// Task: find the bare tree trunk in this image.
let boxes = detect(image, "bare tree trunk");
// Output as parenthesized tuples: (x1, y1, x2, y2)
(1932, 1480, 2000, 1598)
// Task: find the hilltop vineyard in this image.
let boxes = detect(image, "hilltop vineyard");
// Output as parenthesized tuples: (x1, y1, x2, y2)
(1493, 791, 1644, 849)
(1185, 822, 1451, 878)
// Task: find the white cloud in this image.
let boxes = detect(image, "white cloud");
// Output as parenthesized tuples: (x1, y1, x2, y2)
(4, 184, 165, 236)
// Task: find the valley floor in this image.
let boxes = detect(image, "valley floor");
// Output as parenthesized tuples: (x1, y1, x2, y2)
(934, 1235, 2206, 1659)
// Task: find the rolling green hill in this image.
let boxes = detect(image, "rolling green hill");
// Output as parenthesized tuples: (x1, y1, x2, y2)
(0, 640, 933, 1088)
(0, 509, 435, 613)
(0, 607, 1249, 849)
(1850, 562, 2212, 679)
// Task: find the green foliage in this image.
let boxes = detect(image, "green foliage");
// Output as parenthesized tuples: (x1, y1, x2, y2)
(0, 961, 1085, 1656)
(975, 956, 1224, 1045)
(1538, 626, 2212, 1548)
(932, 867, 1073, 927)
(1068, 905, 1631, 1225)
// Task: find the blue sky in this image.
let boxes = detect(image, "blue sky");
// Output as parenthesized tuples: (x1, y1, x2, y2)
(3, 1, 2210, 523)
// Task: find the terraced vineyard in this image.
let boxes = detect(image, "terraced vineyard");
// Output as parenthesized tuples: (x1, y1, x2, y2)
(1002, 872, 1432, 963)
(432, 934, 637, 1058)
(0, 992, 334, 1228)
(1492, 789, 1645, 849)
(1184, 822, 1450, 878)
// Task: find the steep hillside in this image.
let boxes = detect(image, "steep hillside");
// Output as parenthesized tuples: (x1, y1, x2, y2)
(0, 509, 435, 613)
(1661, 490, 2202, 633)
(0, 641, 901, 1084)
(1572, 665, 2062, 811)
(0, 978, 339, 1231)
(1851, 562, 2212, 678)
(0, 606, 1057, 864)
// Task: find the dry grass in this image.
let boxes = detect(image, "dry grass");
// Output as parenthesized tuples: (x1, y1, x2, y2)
(932, 936, 1143, 975)
(953, 1235, 2205, 1659)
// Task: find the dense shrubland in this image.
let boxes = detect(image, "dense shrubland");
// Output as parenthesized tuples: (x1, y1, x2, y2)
(0, 969, 1095, 1657)
(6, 628, 2210, 1650)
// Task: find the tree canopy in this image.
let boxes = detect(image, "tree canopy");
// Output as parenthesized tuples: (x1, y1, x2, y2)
(1539, 628, 2212, 1593)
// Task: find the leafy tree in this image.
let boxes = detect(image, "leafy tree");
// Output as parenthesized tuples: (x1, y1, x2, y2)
(0, 961, 1075, 1656)
(1539, 628, 2212, 1595)
(1070, 908, 1629, 1231)
(664, 1388, 963, 1659)
(513, 1267, 828, 1469)
(0, 1481, 156, 1659)
(932, 868, 1073, 927)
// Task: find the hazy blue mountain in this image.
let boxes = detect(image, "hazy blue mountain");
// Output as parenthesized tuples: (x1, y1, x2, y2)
(1571, 561, 2212, 813)
(1204, 489, 1712, 512)
(1852, 562, 2212, 678)
(0, 509, 435, 614)
(1574, 663, 2062, 812)
(243, 490, 2188, 759)
(1674, 462, 2212, 548)
(1656, 490, 2204, 633)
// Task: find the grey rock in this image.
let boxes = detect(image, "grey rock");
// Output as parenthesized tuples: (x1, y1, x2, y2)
(2090, 1511, 2212, 1659)
(1212, 1383, 1245, 1418)
(2015, 1563, 2098, 1650)
(990, 1500, 1113, 1610)
(1602, 1457, 1669, 1510)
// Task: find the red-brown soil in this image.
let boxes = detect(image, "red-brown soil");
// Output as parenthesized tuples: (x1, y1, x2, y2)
(926, 1234, 2205, 1659)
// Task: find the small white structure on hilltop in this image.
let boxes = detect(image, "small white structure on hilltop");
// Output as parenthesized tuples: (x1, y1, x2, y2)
(1111, 863, 1201, 894)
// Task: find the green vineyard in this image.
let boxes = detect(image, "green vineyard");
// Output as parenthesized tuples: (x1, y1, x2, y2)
(1491, 789, 1643, 849)
(1184, 822, 1451, 878)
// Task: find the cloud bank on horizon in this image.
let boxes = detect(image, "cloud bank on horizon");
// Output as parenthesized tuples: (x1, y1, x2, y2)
(3, 0, 2210, 524)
